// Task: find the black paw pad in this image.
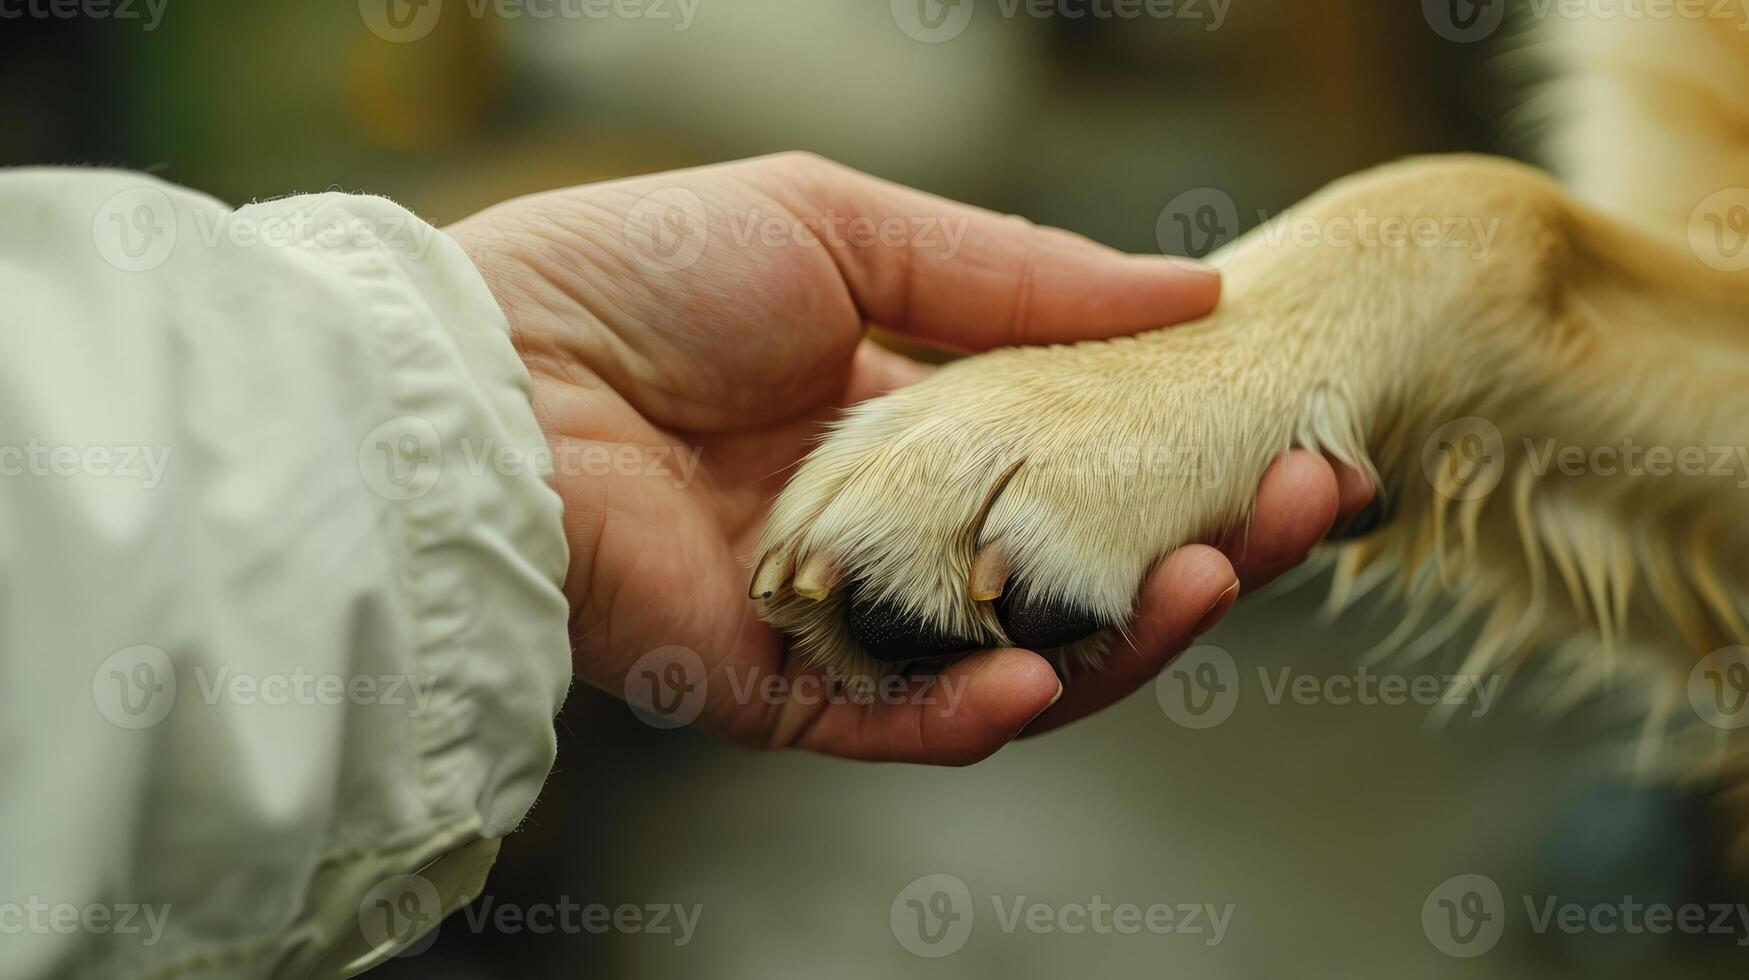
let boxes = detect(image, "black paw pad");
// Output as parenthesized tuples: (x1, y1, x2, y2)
(994, 590, 1106, 651)
(846, 585, 983, 664)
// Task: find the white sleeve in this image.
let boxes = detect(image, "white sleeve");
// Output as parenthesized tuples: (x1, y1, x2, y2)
(0, 170, 573, 978)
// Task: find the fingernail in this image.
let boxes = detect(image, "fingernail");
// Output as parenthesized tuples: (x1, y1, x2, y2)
(1194, 580, 1240, 636)
(1048, 679, 1064, 708)
(1165, 255, 1218, 276)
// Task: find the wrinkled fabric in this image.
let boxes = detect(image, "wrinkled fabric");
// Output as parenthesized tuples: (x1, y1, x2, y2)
(0, 171, 572, 978)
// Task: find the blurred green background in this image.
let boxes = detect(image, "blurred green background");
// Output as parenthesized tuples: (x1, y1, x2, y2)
(8, 1, 1746, 976)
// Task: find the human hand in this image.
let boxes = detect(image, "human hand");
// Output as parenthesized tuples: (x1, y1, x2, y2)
(448, 152, 1374, 763)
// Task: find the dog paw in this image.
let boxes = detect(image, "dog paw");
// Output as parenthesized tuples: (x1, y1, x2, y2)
(750, 333, 1312, 680)
(749, 157, 1578, 680)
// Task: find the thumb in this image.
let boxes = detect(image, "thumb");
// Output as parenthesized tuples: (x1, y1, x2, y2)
(761, 153, 1222, 351)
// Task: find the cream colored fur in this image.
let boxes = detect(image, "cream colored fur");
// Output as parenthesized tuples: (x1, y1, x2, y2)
(755, 8, 1749, 861)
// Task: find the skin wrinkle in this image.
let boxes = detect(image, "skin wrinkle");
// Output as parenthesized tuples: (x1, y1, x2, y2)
(561, 193, 855, 430)
(773, 155, 966, 341)
(1005, 235, 1039, 349)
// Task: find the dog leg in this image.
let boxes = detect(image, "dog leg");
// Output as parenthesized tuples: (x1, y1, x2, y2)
(755, 154, 1749, 751)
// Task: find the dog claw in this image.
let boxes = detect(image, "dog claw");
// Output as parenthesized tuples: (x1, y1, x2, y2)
(749, 550, 793, 600)
(793, 552, 841, 601)
(970, 541, 1012, 601)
